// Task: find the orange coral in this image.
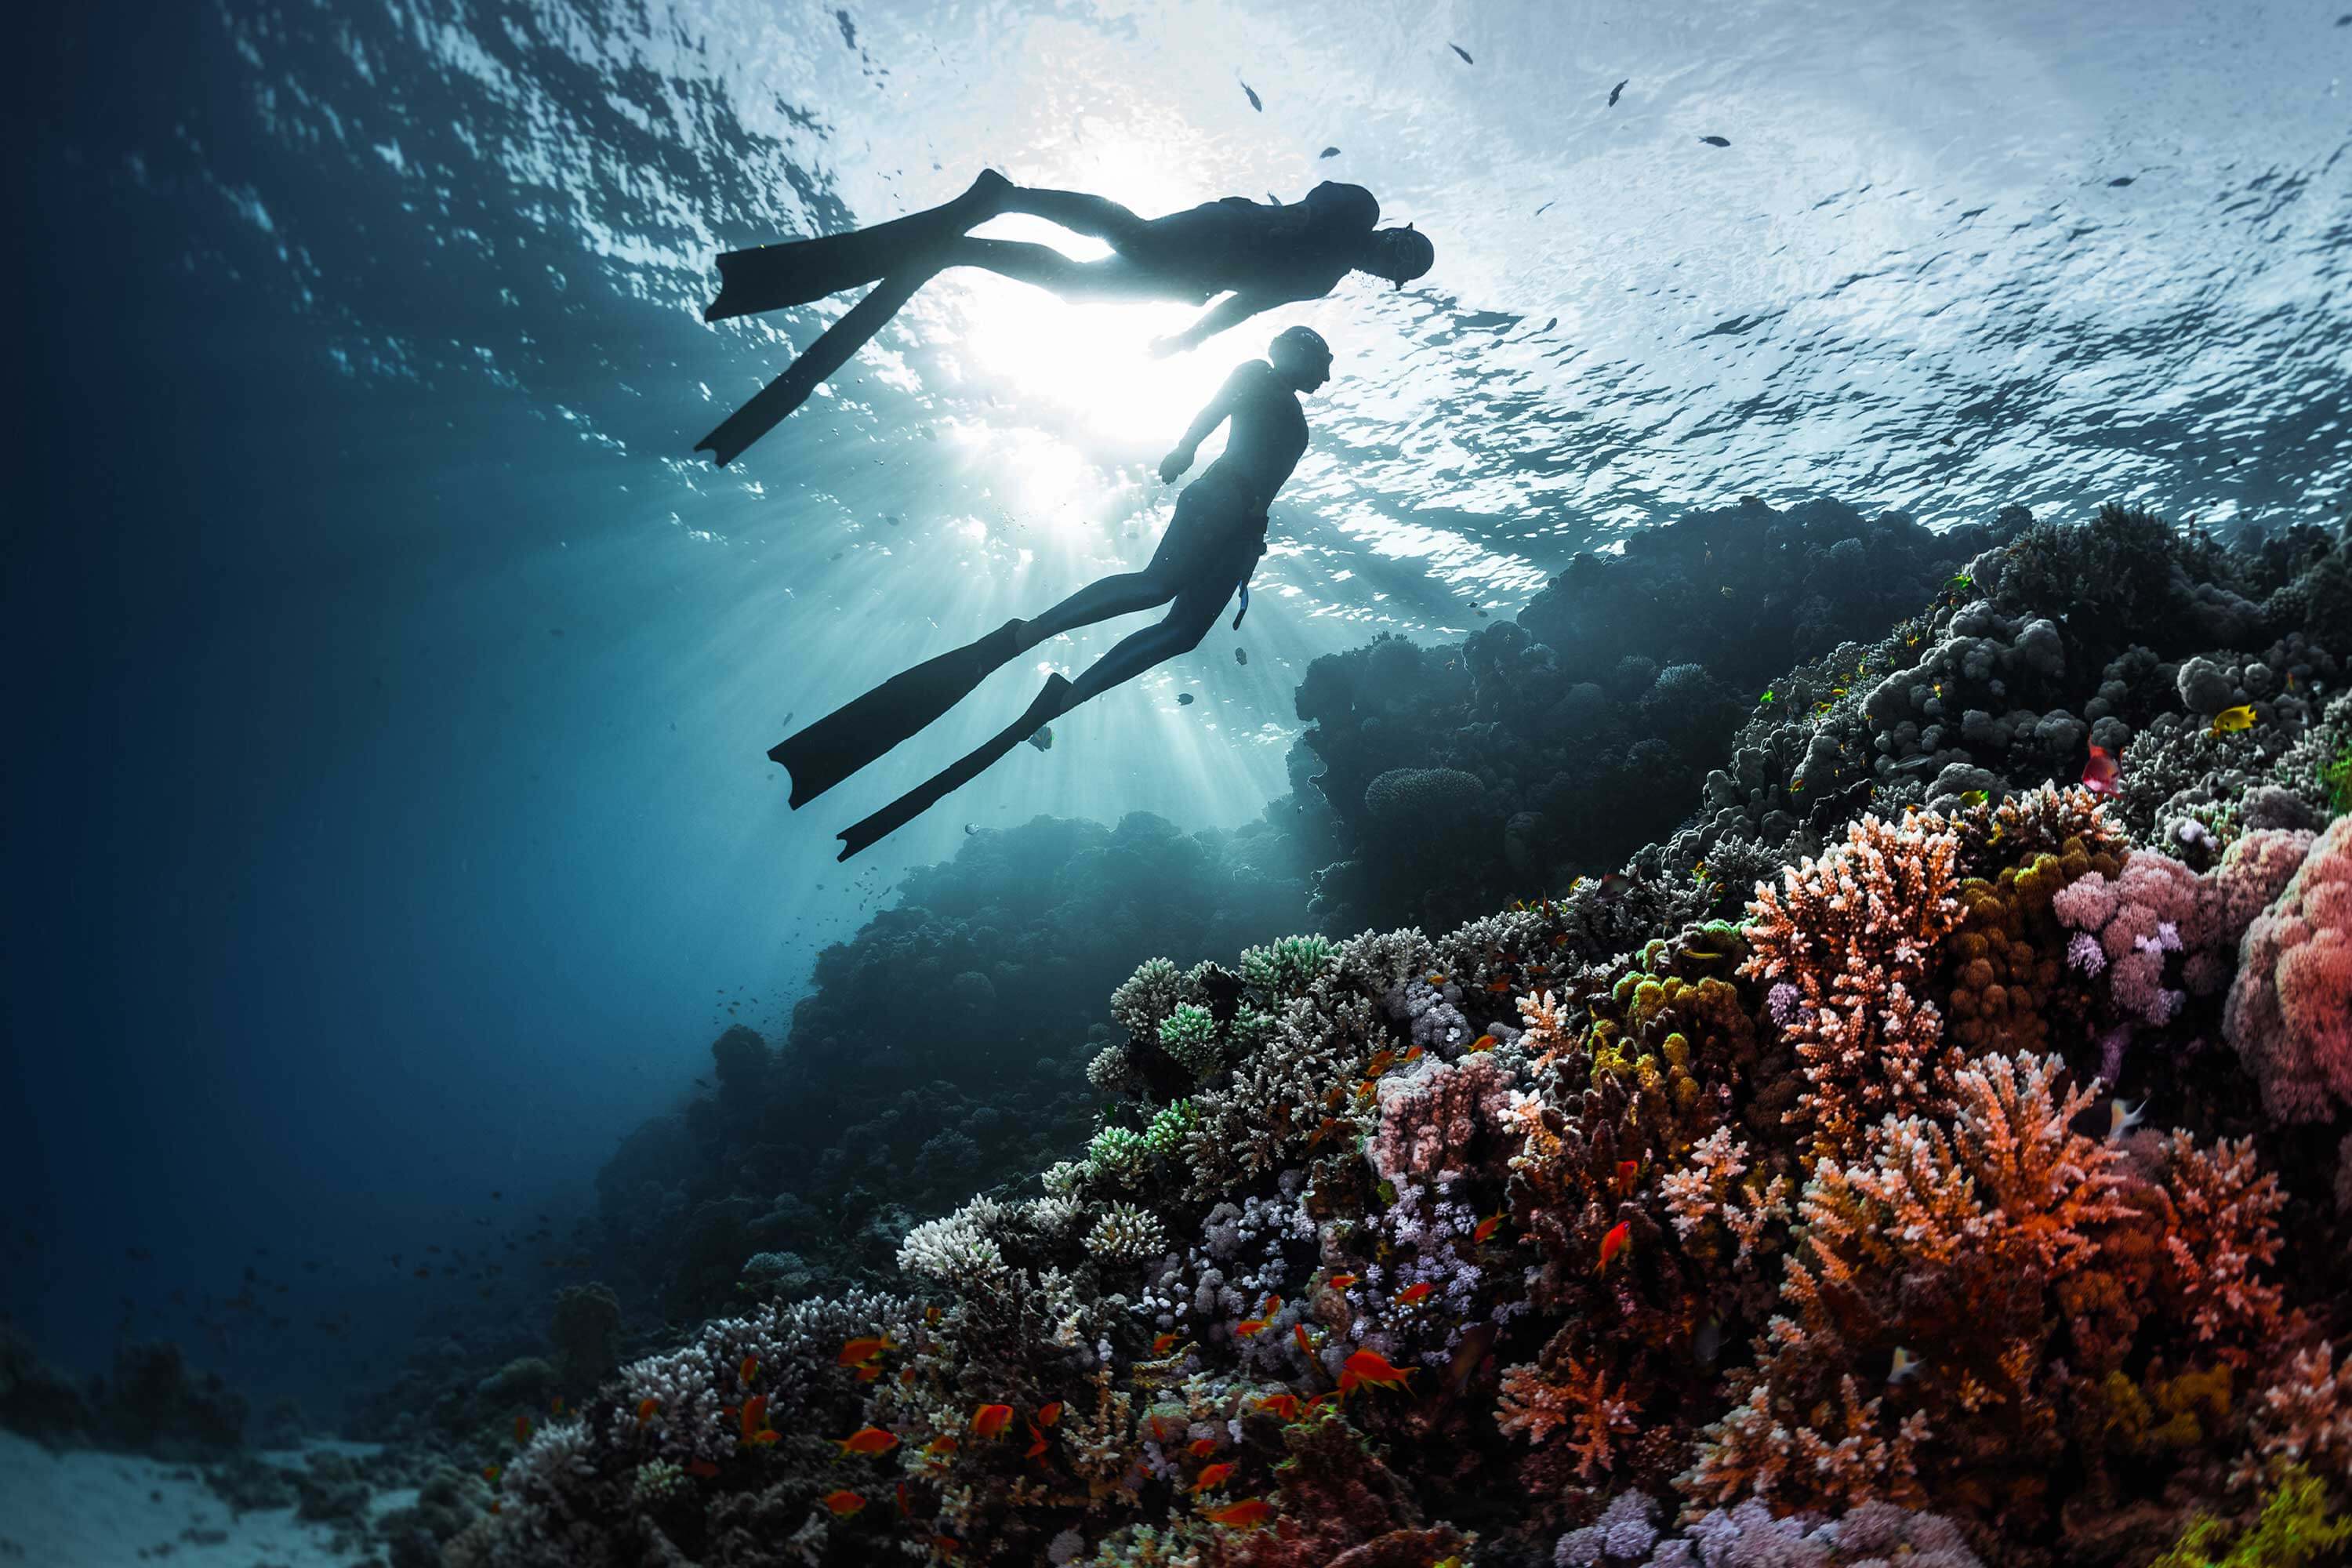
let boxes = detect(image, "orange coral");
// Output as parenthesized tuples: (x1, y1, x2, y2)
(1497, 1356, 1639, 1481)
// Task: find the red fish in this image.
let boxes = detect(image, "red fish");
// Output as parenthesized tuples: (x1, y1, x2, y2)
(1488, 978, 1514, 994)
(1599, 1220, 1632, 1273)
(1203, 1497, 1274, 1528)
(739, 1355, 759, 1385)
(1294, 1323, 1316, 1356)
(837, 1425, 898, 1457)
(1403, 1044, 1424, 1063)
(2082, 744, 2121, 797)
(1305, 1390, 1344, 1417)
(686, 1458, 719, 1479)
(740, 1394, 769, 1441)
(855, 1363, 882, 1382)
(823, 1489, 866, 1517)
(513, 1415, 532, 1443)
(1025, 1422, 1048, 1460)
(1394, 1281, 1433, 1306)
(971, 1403, 1013, 1439)
(1037, 1401, 1062, 1428)
(1254, 1393, 1301, 1421)
(1152, 1333, 1179, 1356)
(1187, 1436, 1219, 1458)
(1613, 1159, 1640, 1197)
(897, 1481, 911, 1518)
(635, 1396, 659, 1425)
(1472, 1213, 1504, 1244)
(1339, 1348, 1417, 1396)
(1326, 1272, 1358, 1290)
(1468, 1033, 1497, 1052)
(747, 1428, 780, 1446)
(838, 1335, 891, 1366)
(1192, 1461, 1239, 1494)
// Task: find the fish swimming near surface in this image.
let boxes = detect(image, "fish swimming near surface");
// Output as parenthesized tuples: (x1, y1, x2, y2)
(2210, 704, 2257, 735)
(1176, 691, 1195, 706)
(1240, 80, 1262, 111)
(1450, 42, 1473, 63)
(1699, 135, 1731, 147)
(1026, 724, 1053, 750)
(1608, 78, 1627, 106)
(1319, 147, 1340, 159)
(1235, 646, 1247, 665)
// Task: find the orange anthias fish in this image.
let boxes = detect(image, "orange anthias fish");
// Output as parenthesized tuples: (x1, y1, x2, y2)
(855, 1363, 882, 1383)
(1151, 1332, 1179, 1356)
(971, 1403, 1014, 1439)
(1394, 1281, 1433, 1306)
(838, 1335, 891, 1367)
(1472, 1213, 1504, 1244)
(1488, 978, 1514, 994)
(513, 1415, 532, 1443)
(1338, 1348, 1417, 1396)
(897, 1481, 912, 1517)
(837, 1426, 898, 1457)
(1203, 1497, 1275, 1528)
(1037, 1402, 1062, 1428)
(1293, 1323, 1316, 1356)
(1025, 1422, 1048, 1460)
(922, 1435, 959, 1457)
(2081, 744, 2122, 797)
(1613, 1159, 1641, 1198)
(1187, 1437, 1220, 1458)
(1468, 1033, 1497, 1052)
(739, 1355, 760, 1385)
(635, 1396, 660, 1425)
(1599, 1220, 1632, 1273)
(1254, 1393, 1301, 1421)
(1191, 1461, 1239, 1494)
(822, 1489, 866, 1517)
(1403, 1044, 1424, 1063)
(740, 1394, 770, 1442)
(747, 1428, 781, 1446)
(1305, 1390, 1344, 1417)
(1326, 1272, 1359, 1291)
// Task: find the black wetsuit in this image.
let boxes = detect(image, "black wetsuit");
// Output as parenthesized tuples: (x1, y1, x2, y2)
(1128, 182, 1384, 306)
(1155, 357, 1312, 603)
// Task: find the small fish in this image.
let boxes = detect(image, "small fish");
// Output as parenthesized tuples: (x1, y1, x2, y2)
(1326, 1272, 1358, 1290)
(1888, 1345, 1922, 1385)
(823, 1489, 867, 1516)
(1026, 724, 1053, 751)
(1176, 692, 1195, 706)
(747, 1428, 781, 1446)
(839, 1335, 891, 1366)
(1468, 1033, 1497, 1052)
(1192, 1461, 1240, 1493)
(514, 1415, 532, 1443)
(1472, 1213, 1504, 1244)
(550, 1397, 565, 1415)
(1403, 1045, 1423, 1063)
(1235, 646, 1248, 665)
(1237, 1315, 1271, 1338)
(1037, 1402, 1062, 1428)
(1595, 871, 1635, 902)
(1608, 78, 1627, 107)
(2210, 704, 2257, 735)
(855, 1363, 882, 1382)
(971, 1403, 1014, 1439)
(1450, 42, 1473, 63)
(2081, 744, 2122, 797)
(482, 1465, 502, 1482)
(1487, 978, 1513, 993)
(739, 1355, 759, 1385)
(1240, 80, 1262, 111)
(1319, 147, 1340, 159)
(1294, 1323, 1316, 1355)
(1255, 1392, 1301, 1420)
(1960, 789, 1989, 809)
(1338, 1347, 1417, 1396)
(2108, 1097, 2148, 1143)
(686, 1459, 720, 1479)
(1203, 1497, 1274, 1528)
(1534, 201, 1555, 217)
(837, 1425, 899, 1457)
(964, 823, 975, 835)
(1394, 1281, 1434, 1307)
(1939, 434, 1955, 446)
(740, 1393, 769, 1441)
(1025, 1422, 1048, 1459)
(1187, 1437, 1220, 1458)
(897, 1481, 911, 1517)
(636, 1396, 660, 1425)
(2108, 175, 2135, 187)
(1152, 1332, 1180, 1356)
(1598, 1220, 1632, 1273)
(1699, 135, 1730, 147)
(1759, 689, 1775, 705)
(923, 1435, 959, 1457)
(1613, 1159, 1640, 1197)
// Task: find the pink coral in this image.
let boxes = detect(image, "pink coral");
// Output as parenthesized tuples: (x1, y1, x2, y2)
(1740, 810, 1966, 1166)
(2224, 814, 2352, 1122)
(2243, 1341, 2352, 1486)
(1367, 1051, 1518, 1184)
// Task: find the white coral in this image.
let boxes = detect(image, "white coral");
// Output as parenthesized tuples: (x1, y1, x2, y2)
(1084, 1201, 1168, 1263)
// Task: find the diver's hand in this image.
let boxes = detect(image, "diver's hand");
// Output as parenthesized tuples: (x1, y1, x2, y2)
(1158, 446, 1196, 485)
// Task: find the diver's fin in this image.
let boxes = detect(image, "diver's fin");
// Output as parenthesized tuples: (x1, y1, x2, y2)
(835, 674, 1074, 861)
(695, 266, 935, 466)
(769, 618, 1027, 808)
(702, 172, 1008, 322)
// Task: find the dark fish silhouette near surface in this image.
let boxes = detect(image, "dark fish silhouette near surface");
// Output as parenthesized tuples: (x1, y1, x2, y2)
(1699, 135, 1731, 147)
(2108, 176, 2135, 187)
(1534, 200, 1555, 216)
(1234, 647, 1248, 666)
(1176, 692, 1195, 706)
(1319, 147, 1340, 158)
(1450, 42, 1473, 64)
(1241, 81, 1262, 111)
(1608, 79, 1627, 107)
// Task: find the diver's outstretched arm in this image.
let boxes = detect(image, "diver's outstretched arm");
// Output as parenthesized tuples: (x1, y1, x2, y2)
(1152, 291, 1283, 357)
(1160, 366, 1254, 481)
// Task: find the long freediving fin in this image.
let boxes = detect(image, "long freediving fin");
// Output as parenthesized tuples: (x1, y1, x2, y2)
(696, 267, 936, 467)
(768, 618, 1025, 808)
(834, 674, 1074, 862)
(703, 173, 1005, 322)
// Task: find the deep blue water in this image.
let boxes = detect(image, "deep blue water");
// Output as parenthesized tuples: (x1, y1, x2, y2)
(7, 0, 2349, 1405)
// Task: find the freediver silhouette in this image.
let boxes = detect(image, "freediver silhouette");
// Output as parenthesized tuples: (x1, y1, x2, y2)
(776, 325, 1338, 860)
(695, 170, 1429, 465)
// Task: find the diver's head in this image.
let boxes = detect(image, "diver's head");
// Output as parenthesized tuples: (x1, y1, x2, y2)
(1269, 325, 1334, 392)
(1363, 223, 1434, 289)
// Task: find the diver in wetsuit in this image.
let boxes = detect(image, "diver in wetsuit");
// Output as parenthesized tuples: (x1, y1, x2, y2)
(777, 325, 1337, 860)
(695, 171, 1426, 465)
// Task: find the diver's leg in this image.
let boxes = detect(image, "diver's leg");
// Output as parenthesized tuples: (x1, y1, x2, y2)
(996, 188, 1150, 249)
(1062, 586, 1224, 708)
(937, 238, 1166, 302)
(1012, 569, 1179, 652)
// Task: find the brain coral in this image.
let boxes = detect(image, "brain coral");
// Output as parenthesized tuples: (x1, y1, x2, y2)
(2224, 813, 2352, 1122)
